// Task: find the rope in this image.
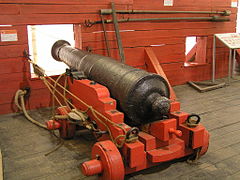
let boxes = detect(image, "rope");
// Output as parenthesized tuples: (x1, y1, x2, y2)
(42, 75, 128, 147)
(42, 75, 128, 145)
(14, 89, 65, 155)
(44, 139, 64, 156)
(15, 89, 48, 130)
(14, 89, 24, 110)
(187, 148, 201, 164)
(41, 77, 63, 106)
(25, 58, 134, 148)
(63, 75, 71, 109)
(45, 76, 128, 147)
(40, 77, 76, 109)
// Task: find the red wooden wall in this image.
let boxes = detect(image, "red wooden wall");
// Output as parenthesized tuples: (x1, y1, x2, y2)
(0, 0, 237, 114)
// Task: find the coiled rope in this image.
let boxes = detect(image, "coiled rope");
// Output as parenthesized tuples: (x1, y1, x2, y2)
(14, 89, 48, 130)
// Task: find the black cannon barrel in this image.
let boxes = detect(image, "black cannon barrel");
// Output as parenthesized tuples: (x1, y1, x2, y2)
(52, 40, 170, 125)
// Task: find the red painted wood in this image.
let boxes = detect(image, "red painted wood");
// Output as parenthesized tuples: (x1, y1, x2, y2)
(0, 57, 30, 74)
(28, 79, 47, 90)
(184, 56, 229, 83)
(206, 47, 229, 63)
(195, 36, 207, 64)
(133, 0, 211, 9)
(0, 100, 51, 115)
(81, 25, 235, 43)
(184, 64, 211, 82)
(0, 44, 28, 59)
(0, 80, 28, 94)
(82, 21, 235, 33)
(94, 48, 144, 66)
(133, 0, 233, 9)
(0, 88, 50, 105)
(83, 37, 185, 50)
(161, 62, 186, 85)
(94, 45, 185, 66)
(185, 44, 197, 62)
(74, 24, 82, 49)
(0, 0, 133, 5)
(0, 25, 27, 46)
(0, 4, 20, 15)
(0, 103, 17, 114)
(0, 14, 99, 25)
(0, 72, 31, 83)
(20, 4, 128, 14)
(0, 92, 16, 105)
(210, 0, 232, 7)
(0, 0, 237, 114)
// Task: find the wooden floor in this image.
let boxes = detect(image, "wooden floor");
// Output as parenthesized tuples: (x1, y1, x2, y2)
(1, 80, 240, 180)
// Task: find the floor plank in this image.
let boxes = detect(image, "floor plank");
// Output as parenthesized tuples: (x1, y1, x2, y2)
(1, 79, 240, 179)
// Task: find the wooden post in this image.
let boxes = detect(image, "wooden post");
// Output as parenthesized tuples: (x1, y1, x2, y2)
(0, 149, 3, 180)
(195, 36, 207, 64)
(73, 24, 82, 49)
(31, 26, 38, 64)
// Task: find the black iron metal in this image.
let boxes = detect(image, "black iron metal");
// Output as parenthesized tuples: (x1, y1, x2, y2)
(187, 114, 201, 125)
(100, 14, 111, 57)
(126, 127, 139, 140)
(100, 9, 231, 16)
(84, 16, 230, 27)
(111, 2, 125, 63)
(52, 40, 170, 125)
(66, 69, 86, 80)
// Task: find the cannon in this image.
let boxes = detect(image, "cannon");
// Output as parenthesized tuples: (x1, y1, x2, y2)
(52, 40, 170, 126)
(46, 40, 209, 180)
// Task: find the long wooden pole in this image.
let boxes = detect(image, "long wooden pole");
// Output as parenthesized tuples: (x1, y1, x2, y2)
(0, 149, 3, 180)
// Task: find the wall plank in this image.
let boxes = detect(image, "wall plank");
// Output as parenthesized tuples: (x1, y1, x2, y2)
(0, 44, 27, 59)
(0, 0, 133, 5)
(0, 57, 29, 74)
(83, 37, 185, 50)
(0, 14, 99, 25)
(20, 4, 128, 14)
(82, 21, 235, 33)
(0, 4, 20, 15)
(0, 0, 237, 114)
(0, 25, 27, 46)
(81, 25, 235, 43)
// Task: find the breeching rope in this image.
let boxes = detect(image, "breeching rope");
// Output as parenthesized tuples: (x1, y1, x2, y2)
(15, 89, 48, 130)
(41, 72, 129, 148)
(17, 57, 132, 148)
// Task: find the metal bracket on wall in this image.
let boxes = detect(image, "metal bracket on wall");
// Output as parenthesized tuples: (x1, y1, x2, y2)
(111, 2, 125, 63)
(187, 81, 226, 93)
(100, 14, 111, 57)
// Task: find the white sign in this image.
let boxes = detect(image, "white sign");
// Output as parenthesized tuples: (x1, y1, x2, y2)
(0, 30, 18, 42)
(231, 0, 238, 7)
(164, 0, 173, 6)
(215, 33, 240, 49)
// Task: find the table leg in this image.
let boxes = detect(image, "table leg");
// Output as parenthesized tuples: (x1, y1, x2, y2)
(232, 49, 236, 78)
(228, 49, 232, 83)
(212, 35, 216, 83)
